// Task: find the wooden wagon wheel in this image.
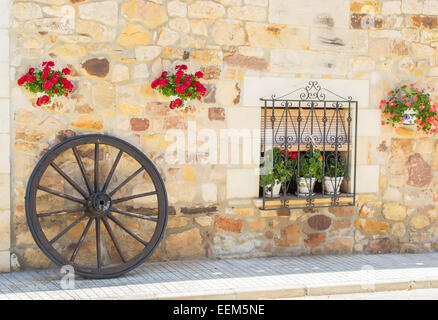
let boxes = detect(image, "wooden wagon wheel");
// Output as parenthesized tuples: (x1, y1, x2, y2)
(25, 134, 168, 278)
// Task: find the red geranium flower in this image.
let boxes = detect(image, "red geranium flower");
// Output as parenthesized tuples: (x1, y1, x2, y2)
(62, 68, 71, 75)
(195, 71, 203, 79)
(42, 81, 53, 90)
(173, 98, 183, 108)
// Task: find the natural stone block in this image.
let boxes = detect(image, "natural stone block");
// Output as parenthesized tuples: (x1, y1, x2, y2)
(248, 218, 265, 232)
(333, 219, 351, 229)
(167, 217, 189, 229)
(81, 58, 110, 78)
(391, 138, 415, 157)
(354, 219, 389, 234)
(364, 238, 393, 254)
(13, 3, 42, 20)
(224, 54, 268, 71)
(130, 118, 149, 131)
(49, 44, 87, 58)
(166, 181, 196, 203)
(122, 0, 168, 29)
(410, 215, 430, 230)
(120, 103, 142, 116)
(190, 20, 208, 37)
(192, 50, 222, 64)
(164, 116, 187, 130)
(208, 107, 225, 121)
(402, 0, 423, 14)
(0, 251, 10, 273)
(212, 20, 245, 46)
(111, 64, 130, 83)
(324, 237, 354, 254)
(78, 1, 118, 26)
(157, 28, 180, 46)
(391, 222, 406, 237)
(233, 208, 253, 217)
(135, 46, 162, 61)
(307, 215, 332, 231)
(215, 81, 240, 106)
(188, 1, 225, 19)
(168, 17, 191, 34)
(270, 50, 347, 75)
(76, 20, 116, 42)
(166, 229, 203, 259)
(71, 116, 103, 130)
(246, 22, 309, 49)
(328, 206, 355, 217)
(195, 216, 213, 227)
(305, 233, 326, 247)
(383, 204, 407, 221)
(181, 166, 196, 182)
(350, 1, 380, 13)
(411, 15, 438, 29)
(310, 27, 368, 53)
(356, 165, 380, 193)
(269, 0, 349, 28)
(215, 215, 243, 233)
(181, 206, 217, 214)
(275, 224, 301, 247)
(424, 0, 438, 14)
(228, 6, 266, 21)
(382, 1, 401, 14)
(168, 0, 187, 17)
(201, 183, 217, 203)
(118, 24, 151, 46)
(406, 153, 432, 187)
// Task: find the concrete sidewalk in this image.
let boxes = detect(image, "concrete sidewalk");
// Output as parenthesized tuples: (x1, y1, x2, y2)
(2, 253, 438, 299)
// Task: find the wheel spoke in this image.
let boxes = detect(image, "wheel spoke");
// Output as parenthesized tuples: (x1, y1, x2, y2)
(107, 214, 148, 246)
(111, 207, 158, 222)
(108, 167, 144, 197)
(49, 214, 87, 244)
(38, 206, 86, 218)
(70, 217, 94, 263)
(72, 146, 93, 195)
(38, 186, 86, 204)
(96, 218, 102, 270)
(102, 217, 127, 263)
(112, 191, 157, 204)
(50, 162, 88, 198)
(102, 150, 123, 193)
(94, 143, 99, 193)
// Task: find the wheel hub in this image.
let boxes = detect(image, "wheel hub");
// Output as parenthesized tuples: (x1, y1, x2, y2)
(89, 193, 112, 214)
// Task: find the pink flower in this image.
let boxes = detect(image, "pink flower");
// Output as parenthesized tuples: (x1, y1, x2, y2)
(413, 96, 418, 102)
(405, 102, 412, 107)
(420, 105, 425, 110)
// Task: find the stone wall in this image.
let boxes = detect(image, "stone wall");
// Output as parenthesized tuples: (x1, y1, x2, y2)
(6, 0, 438, 270)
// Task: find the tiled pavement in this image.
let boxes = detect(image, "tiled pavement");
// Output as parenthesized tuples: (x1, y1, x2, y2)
(2, 253, 438, 299)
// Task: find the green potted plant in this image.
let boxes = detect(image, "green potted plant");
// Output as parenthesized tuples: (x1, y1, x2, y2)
(294, 149, 323, 196)
(323, 156, 346, 195)
(259, 147, 294, 196)
(380, 84, 438, 134)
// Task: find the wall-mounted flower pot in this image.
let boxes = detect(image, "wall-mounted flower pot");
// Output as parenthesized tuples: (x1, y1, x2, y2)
(403, 108, 417, 125)
(170, 95, 187, 110)
(323, 176, 344, 195)
(268, 182, 282, 197)
(296, 177, 316, 196)
(37, 92, 54, 107)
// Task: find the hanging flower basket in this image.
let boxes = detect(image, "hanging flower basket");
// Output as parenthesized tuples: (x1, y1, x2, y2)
(380, 83, 438, 134)
(402, 108, 417, 125)
(151, 64, 207, 110)
(17, 61, 74, 107)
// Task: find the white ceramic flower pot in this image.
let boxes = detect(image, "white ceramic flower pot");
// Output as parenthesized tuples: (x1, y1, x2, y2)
(403, 108, 417, 125)
(296, 177, 316, 196)
(37, 92, 54, 107)
(170, 95, 187, 110)
(268, 182, 282, 197)
(323, 176, 344, 195)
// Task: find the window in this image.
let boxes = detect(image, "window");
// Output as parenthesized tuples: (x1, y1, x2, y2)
(259, 81, 358, 210)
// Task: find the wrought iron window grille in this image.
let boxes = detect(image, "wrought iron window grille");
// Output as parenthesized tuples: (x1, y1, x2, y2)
(259, 81, 358, 210)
